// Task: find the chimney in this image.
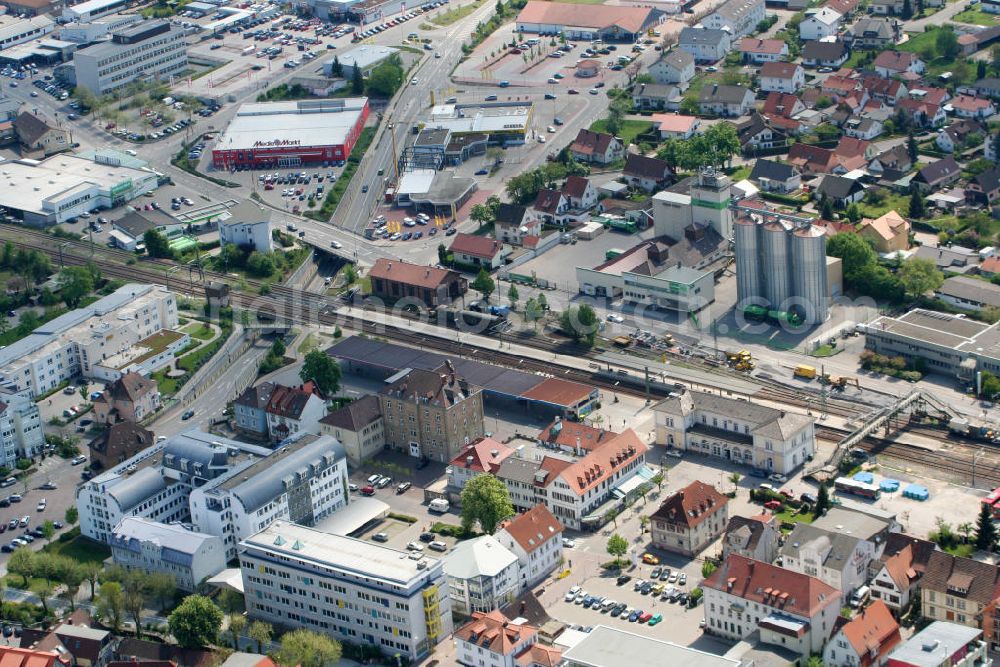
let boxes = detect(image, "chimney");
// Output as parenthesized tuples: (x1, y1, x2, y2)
(466, 455, 474, 468)
(576, 436, 582, 456)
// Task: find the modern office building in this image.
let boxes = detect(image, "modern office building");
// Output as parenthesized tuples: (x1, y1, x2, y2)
(239, 522, 453, 662)
(0, 384, 42, 464)
(189, 432, 349, 560)
(734, 211, 834, 325)
(73, 20, 187, 94)
(653, 388, 816, 475)
(0, 284, 178, 398)
(58, 13, 143, 44)
(110, 517, 227, 591)
(212, 98, 370, 170)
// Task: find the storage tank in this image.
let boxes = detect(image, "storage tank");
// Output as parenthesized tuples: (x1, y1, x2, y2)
(734, 216, 761, 304)
(791, 224, 829, 325)
(761, 221, 791, 308)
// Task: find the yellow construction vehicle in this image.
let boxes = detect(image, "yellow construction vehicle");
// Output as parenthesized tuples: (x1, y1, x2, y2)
(794, 364, 817, 380)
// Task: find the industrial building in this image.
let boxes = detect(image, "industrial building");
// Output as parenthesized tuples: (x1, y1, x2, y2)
(58, 13, 143, 44)
(515, 1, 663, 41)
(322, 44, 398, 78)
(73, 20, 187, 94)
(652, 169, 734, 242)
(860, 308, 1000, 385)
(417, 102, 533, 150)
(211, 98, 369, 170)
(392, 169, 477, 214)
(734, 210, 839, 325)
(0, 283, 177, 398)
(0, 15, 53, 53)
(62, 0, 130, 22)
(239, 522, 453, 662)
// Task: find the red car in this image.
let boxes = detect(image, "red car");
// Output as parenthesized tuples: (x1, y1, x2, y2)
(360, 485, 375, 496)
(764, 500, 782, 510)
(638, 612, 653, 623)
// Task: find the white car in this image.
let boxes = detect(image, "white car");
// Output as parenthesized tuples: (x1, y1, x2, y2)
(565, 585, 581, 602)
(367, 473, 380, 484)
(547, 125, 556, 133)
(537, 135, 546, 143)
(769, 473, 788, 483)
(410, 78, 418, 85)
(330, 240, 343, 249)
(606, 314, 624, 323)
(406, 542, 424, 552)
(562, 537, 576, 548)
(574, 591, 587, 604)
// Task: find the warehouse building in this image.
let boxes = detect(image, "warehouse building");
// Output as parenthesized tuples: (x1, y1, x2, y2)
(58, 14, 143, 44)
(515, 0, 663, 41)
(322, 44, 398, 78)
(62, 0, 131, 21)
(0, 153, 159, 225)
(0, 16, 53, 51)
(212, 98, 369, 170)
(73, 20, 187, 94)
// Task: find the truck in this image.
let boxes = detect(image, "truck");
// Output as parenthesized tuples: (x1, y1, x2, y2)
(793, 365, 817, 380)
(428, 498, 450, 513)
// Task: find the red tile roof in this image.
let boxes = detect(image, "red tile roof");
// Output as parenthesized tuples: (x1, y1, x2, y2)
(532, 189, 564, 214)
(537, 418, 616, 452)
(448, 437, 516, 474)
(570, 129, 617, 157)
(515, 644, 562, 667)
(651, 480, 728, 529)
(455, 610, 535, 656)
(739, 38, 786, 54)
(0, 648, 69, 667)
(515, 1, 656, 33)
(951, 94, 993, 112)
(498, 504, 563, 554)
(556, 429, 648, 496)
(369, 258, 461, 290)
(762, 92, 802, 118)
(981, 256, 1000, 275)
(562, 175, 591, 199)
(521, 377, 594, 407)
(760, 61, 800, 80)
(449, 232, 505, 260)
(837, 600, 901, 667)
(703, 554, 840, 618)
(265, 383, 320, 419)
(873, 50, 920, 72)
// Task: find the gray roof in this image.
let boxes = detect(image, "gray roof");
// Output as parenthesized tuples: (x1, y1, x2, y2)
(850, 17, 893, 39)
(914, 244, 977, 269)
(937, 276, 1000, 309)
(813, 506, 893, 542)
(750, 158, 799, 183)
(207, 433, 346, 512)
(888, 622, 983, 666)
(496, 457, 541, 484)
(111, 516, 218, 556)
(443, 535, 518, 579)
(818, 174, 863, 199)
(653, 390, 813, 440)
(633, 83, 680, 100)
(780, 523, 863, 566)
(660, 49, 694, 71)
(712, 0, 764, 22)
(562, 625, 741, 667)
(699, 84, 752, 105)
(680, 27, 729, 47)
(107, 466, 165, 511)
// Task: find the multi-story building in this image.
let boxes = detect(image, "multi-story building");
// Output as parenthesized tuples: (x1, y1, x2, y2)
(653, 389, 815, 475)
(263, 382, 326, 444)
(887, 622, 991, 666)
(921, 551, 1000, 648)
(494, 504, 564, 589)
(239, 522, 453, 662)
(110, 517, 226, 591)
(0, 283, 178, 398)
(219, 202, 273, 254)
(823, 599, 901, 667)
(722, 513, 781, 564)
(73, 20, 187, 94)
(703, 0, 765, 39)
(379, 363, 484, 463)
(870, 535, 936, 615)
(318, 394, 384, 467)
(799, 7, 842, 40)
(454, 611, 561, 667)
(702, 555, 841, 656)
(92, 372, 160, 425)
(88, 422, 155, 471)
(190, 432, 348, 560)
(447, 437, 516, 493)
(780, 524, 875, 595)
(77, 431, 267, 545)
(649, 480, 728, 556)
(233, 382, 274, 441)
(444, 535, 521, 617)
(0, 384, 43, 462)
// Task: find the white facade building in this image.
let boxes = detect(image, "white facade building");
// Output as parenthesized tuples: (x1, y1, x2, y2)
(189, 432, 349, 560)
(702, 0, 765, 39)
(444, 535, 521, 616)
(653, 389, 816, 475)
(494, 504, 564, 589)
(73, 20, 187, 94)
(218, 202, 273, 253)
(0, 384, 43, 462)
(799, 7, 843, 40)
(110, 517, 227, 591)
(239, 522, 452, 662)
(0, 16, 54, 50)
(0, 283, 177, 398)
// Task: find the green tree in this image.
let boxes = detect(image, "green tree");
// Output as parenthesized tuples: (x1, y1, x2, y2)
(471, 268, 495, 302)
(350, 65, 364, 94)
(123, 571, 147, 636)
(907, 132, 919, 163)
(437, 243, 449, 266)
(728, 472, 741, 492)
(976, 501, 998, 551)
(606, 533, 628, 566)
(246, 251, 275, 278)
(367, 58, 404, 97)
(827, 232, 877, 280)
(248, 620, 273, 653)
(909, 188, 927, 219)
(59, 562, 83, 611)
(59, 266, 95, 309)
(559, 304, 599, 347)
(219, 243, 244, 270)
(604, 96, 630, 137)
(524, 297, 543, 329)
(459, 474, 514, 533)
(143, 229, 173, 259)
(299, 349, 341, 395)
(959, 522, 975, 544)
(97, 581, 125, 632)
(814, 484, 831, 518)
(7, 548, 33, 587)
(40, 520, 55, 544)
(819, 194, 834, 220)
(935, 25, 959, 59)
(168, 595, 223, 649)
(330, 56, 342, 77)
(148, 572, 176, 611)
(65, 505, 78, 525)
(701, 560, 717, 578)
(81, 561, 100, 600)
(982, 371, 1000, 399)
(507, 284, 519, 307)
(898, 257, 943, 298)
(844, 202, 862, 223)
(275, 629, 342, 667)
(901, 0, 912, 18)
(470, 203, 494, 229)
(228, 614, 246, 649)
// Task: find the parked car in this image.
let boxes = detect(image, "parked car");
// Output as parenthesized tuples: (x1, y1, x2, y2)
(371, 532, 389, 542)
(396, 481, 411, 494)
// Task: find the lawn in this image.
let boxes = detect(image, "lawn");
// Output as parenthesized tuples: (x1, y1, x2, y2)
(811, 343, 842, 358)
(943, 543, 975, 558)
(726, 165, 751, 182)
(774, 507, 815, 528)
(855, 191, 911, 218)
(298, 333, 317, 354)
(896, 29, 939, 55)
(953, 7, 998, 24)
(151, 368, 182, 396)
(589, 119, 653, 145)
(429, 0, 487, 26)
(182, 322, 214, 341)
(43, 533, 110, 565)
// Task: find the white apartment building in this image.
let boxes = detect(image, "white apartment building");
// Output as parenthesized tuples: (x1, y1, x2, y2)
(702, 0, 765, 39)
(799, 7, 842, 41)
(653, 389, 815, 475)
(494, 504, 564, 589)
(0, 384, 43, 462)
(0, 283, 178, 398)
(110, 517, 227, 591)
(77, 431, 272, 544)
(189, 432, 349, 561)
(444, 536, 521, 617)
(780, 525, 873, 595)
(239, 522, 453, 662)
(73, 20, 187, 94)
(219, 202, 273, 253)
(703, 555, 842, 657)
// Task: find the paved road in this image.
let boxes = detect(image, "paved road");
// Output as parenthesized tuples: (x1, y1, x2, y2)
(906, 1, 972, 31)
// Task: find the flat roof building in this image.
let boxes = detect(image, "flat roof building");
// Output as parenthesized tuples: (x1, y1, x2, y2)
(212, 98, 369, 170)
(73, 20, 186, 94)
(562, 625, 741, 667)
(62, 0, 130, 22)
(515, 1, 663, 41)
(239, 522, 453, 662)
(322, 44, 397, 77)
(0, 15, 53, 51)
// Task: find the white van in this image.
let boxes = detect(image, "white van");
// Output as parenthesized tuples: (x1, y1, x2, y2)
(428, 498, 450, 513)
(849, 585, 870, 608)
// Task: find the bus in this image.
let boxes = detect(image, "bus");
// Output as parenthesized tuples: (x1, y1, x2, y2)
(834, 477, 881, 500)
(982, 486, 1000, 519)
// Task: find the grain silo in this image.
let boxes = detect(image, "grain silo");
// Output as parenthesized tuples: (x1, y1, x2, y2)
(734, 216, 761, 305)
(791, 224, 829, 325)
(761, 221, 791, 308)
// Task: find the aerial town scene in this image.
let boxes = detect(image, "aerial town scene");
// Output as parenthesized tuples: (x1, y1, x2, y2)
(0, 0, 996, 663)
